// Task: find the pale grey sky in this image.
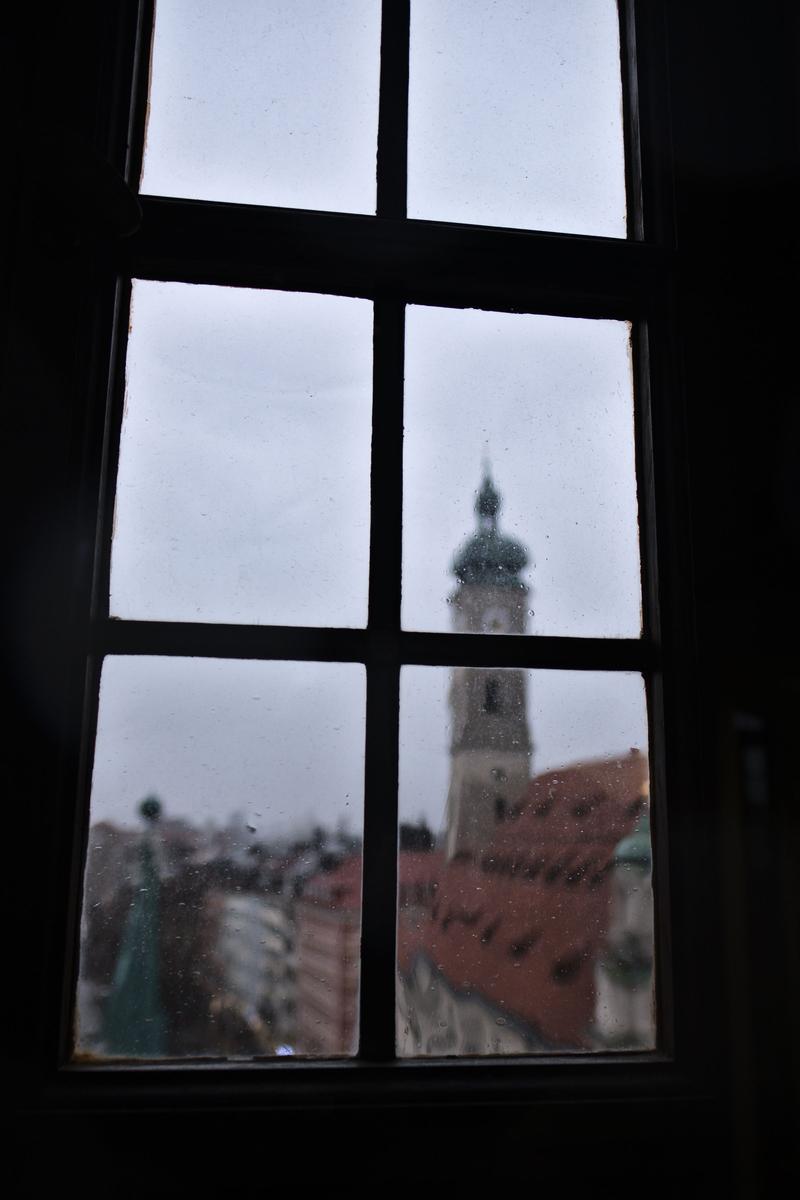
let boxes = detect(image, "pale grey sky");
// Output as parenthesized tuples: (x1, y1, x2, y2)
(407, 0, 626, 235)
(91, 656, 647, 838)
(111, 285, 373, 628)
(90, 1, 644, 836)
(141, 0, 625, 237)
(141, 0, 383, 213)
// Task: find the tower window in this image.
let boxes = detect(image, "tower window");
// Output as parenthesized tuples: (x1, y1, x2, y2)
(483, 678, 501, 713)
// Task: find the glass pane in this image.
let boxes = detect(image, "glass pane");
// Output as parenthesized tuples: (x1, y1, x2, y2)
(408, 0, 626, 236)
(402, 306, 641, 638)
(75, 657, 365, 1059)
(141, 0, 381, 214)
(398, 666, 654, 1056)
(111, 281, 372, 627)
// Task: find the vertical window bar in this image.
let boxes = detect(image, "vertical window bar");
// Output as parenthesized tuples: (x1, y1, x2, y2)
(622, 0, 676, 248)
(631, 319, 659, 644)
(368, 301, 405, 632)
(376, 0, 410, 218)
(123, 0, 155, 191)
(359, 299, 405, 1058)
(618, 0, 643, 241)
(646, 666, 674, 1058)
(90, 278, 132, 624)
(61, 651, 106, 1062)
(359, 658, 401, 1059)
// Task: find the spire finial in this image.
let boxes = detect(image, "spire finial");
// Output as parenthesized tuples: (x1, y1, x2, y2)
(452, 465, 528, 587)
(476, 466, 500, 526)
(139, 794, 162, 824)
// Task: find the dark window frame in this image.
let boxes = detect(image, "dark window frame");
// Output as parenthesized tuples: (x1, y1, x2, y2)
(18, 0, 729, 1123)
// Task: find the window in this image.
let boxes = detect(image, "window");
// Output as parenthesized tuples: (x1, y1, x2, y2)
(483, 679, 501, 715)
(10, 0, 795, 1190)
(74, 0, 662, 1067)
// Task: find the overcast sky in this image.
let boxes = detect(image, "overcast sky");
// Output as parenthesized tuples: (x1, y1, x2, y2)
(91, 1, 643, 837)
(141, 0, 625, 235)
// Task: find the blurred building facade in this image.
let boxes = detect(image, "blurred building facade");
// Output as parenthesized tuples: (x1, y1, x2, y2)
(295, 856, 361, 1055)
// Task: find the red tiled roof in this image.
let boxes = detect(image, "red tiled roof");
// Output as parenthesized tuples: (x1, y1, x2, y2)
(398, 752, 649, 1048)
(298, 753, 649, 1049)
(299, 855, 363, 910)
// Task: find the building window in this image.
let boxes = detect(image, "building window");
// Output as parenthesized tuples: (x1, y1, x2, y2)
(67, 0, 669, 1073)
(483, 679, 501, 715)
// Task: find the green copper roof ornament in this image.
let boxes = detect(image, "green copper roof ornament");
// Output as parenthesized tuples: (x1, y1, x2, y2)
(613, 810, 652, 871)
(598, 811, 654, 992)
(476, 471, 501, 523)
(102, 795, 167, 1057)
(452, 466, 529, 588)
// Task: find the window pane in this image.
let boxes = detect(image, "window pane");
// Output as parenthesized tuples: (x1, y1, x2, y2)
(402, 306, 641, 638)
(408, 0, 626, 236)
(75, 656, 365, 1059)
(141, 0, 381, 214)
(110, 281, 372, 627)
(398, 666, 654, 1056)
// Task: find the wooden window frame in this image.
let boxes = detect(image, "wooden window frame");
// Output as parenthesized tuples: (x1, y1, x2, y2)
(14, 0, 771, 1163)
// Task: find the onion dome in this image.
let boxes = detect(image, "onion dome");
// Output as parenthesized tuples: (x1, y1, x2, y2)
(452, 471, 528, 588)
(139, 794, 162, 823)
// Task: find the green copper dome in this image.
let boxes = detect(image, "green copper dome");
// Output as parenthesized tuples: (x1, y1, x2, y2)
(452, 472, 528, 588)
(613, 811, 651, 870)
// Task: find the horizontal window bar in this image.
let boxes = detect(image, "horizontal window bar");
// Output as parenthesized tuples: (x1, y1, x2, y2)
(401, 632, 655, 671)
(121, 197, 669, 319)
(95, 621, 367, 662)
(93, 620, 656, 672)
(56, 1052, 685, 1111)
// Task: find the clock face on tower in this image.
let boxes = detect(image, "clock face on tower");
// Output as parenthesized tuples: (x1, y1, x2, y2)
(480, 605, 510, 633)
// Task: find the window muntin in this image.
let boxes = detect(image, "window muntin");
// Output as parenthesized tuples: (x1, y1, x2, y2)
(72, 0, 663, 1067)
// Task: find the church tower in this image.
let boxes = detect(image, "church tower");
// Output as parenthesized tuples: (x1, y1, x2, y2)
(445, 471, 533, 860)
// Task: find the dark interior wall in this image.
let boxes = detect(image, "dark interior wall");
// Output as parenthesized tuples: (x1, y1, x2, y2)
(664, 4, 799, 1190)
(664, 4, 799, 1191)
(5, 2, 797, 1194)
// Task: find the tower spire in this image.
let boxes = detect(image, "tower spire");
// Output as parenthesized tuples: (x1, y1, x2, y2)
(445, 470, 532, 859)
(452, 469, 527, 588)
(476, 467, 500, 530)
